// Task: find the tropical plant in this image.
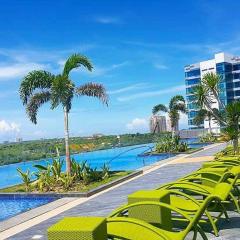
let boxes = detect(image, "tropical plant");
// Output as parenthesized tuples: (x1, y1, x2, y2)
(223, 101, 240, 154)
(193, 109, 214, 133)
(17, 168, 32, 192)
(155, 135, 188, 153)
(101, 163, 110, 180)
(193, 73, 226, 125)
(199, 133, 217, 143)
(71, 159, 87, 180)
(19, 54, 108, 173)
(33, 164, 53, 191)
(51, 158, 63, 180)
(152, 95, 186, 137)
(59, 173, 75, 190)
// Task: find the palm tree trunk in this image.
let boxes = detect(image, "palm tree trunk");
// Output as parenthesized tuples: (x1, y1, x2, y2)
(236, 122, 239, 155)
(171, 125, 175, 139)
(203, 100, 226, 125)
(208, 117, 212, 134)
(64, 107, 71, 173)
(233, 138, 238, 155)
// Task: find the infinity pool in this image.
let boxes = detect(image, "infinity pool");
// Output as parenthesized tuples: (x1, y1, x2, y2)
(0, 196, 56, 221)
(0, 141, 207, 189)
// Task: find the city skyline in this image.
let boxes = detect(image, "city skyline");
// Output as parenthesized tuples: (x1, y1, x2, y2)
(1, 0, 240, 141)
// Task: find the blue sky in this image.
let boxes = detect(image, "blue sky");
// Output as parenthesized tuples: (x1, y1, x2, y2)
(1, 0, 240, 141)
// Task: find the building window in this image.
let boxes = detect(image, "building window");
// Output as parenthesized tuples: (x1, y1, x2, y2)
(226, 82, 233, 89)
(185, 69, 200, 78)
(185, 78, 200, 86)
(234, 81, 240, 88)
(235, 90, 240, 96)
(216, 62, 232, 74)
(233, 73, 240, 79)
(187, 103, 199, 110)
(233, 64, 240, 71)
(188, 111, 199, 119)
(186, 95, 196, 102)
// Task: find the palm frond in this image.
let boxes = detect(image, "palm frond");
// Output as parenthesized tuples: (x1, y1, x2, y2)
(63, 54, 93, 76)
(51, 75, 75, 112)
(193, 109, 208, 126)
(152, 104, 168, 114)
(26, 91, 51, 124)
(75, 82, 108, 105)
(169, 95, 186, 114)
(202, 72, 221, 93)
(169, 95, 185, 109)
(19, 70, 55, 105)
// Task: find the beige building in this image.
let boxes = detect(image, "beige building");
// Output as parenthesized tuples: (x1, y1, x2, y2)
(150, 115, 167, 133)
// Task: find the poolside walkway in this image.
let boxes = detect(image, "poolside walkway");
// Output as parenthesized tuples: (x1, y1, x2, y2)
(1, 142, 239, 240)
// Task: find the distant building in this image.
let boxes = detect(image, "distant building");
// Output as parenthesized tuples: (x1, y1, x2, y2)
(15, 137, 23, 143)
(150, 115, 167, 133)
(92, 133, 104, 138)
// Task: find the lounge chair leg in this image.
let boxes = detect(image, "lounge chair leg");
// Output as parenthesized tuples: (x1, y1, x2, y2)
(197, 225, 208, 240)
(229, 192, 240, 213)
(205, 211, 219, 236)
(221, 203, 230, 222)
(193, 228, 198, 240)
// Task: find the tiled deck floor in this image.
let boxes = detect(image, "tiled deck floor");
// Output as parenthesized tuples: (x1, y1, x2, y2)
(4, 143, 240, 240)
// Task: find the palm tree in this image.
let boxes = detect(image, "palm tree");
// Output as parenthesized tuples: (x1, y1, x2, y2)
(224, 101, 240, 154)
(193, 109, 213, 133)
(193, 73, 226, 125)
(152, 95, 186, 137)
(19, 54, 108, 173)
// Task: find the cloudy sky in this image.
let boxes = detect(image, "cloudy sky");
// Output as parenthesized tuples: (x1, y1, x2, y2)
(1, 0, 240, 141)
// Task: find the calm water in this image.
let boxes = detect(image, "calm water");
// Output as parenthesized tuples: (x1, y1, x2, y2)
(0, 197, 56, 221)
(0, 141, 208, 189)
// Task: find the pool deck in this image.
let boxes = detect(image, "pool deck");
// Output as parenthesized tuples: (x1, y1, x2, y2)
(1, 142, 240, 240)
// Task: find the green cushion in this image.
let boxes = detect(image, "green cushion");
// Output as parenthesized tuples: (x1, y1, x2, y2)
(47, 217, 107, 240)
(128, 190, 172, 230)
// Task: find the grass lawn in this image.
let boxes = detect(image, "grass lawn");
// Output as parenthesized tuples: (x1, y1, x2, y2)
(0, 171, 132, 193)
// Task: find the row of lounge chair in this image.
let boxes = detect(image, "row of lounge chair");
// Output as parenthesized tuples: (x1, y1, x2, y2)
(47, 154, 240, 240)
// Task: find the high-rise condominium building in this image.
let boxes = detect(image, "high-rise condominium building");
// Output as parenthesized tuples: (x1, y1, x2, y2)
(149, 115, 167, 133)
(185, 52, 240, 133)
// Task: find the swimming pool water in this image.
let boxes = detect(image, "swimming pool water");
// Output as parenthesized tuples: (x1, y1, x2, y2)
(0, 197, 55, 221)
(0, 141, 208, 189)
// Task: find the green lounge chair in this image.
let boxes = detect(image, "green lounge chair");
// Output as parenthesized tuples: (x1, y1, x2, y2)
(108, 183, 231, 240)
(48, 216, 173, 240)
(157, 166, 240, 213)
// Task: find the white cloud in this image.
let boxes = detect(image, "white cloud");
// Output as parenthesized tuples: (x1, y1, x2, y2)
(81, 61, 129, 77)
(154, 63, 168, 70)
(118, 85, 186, 102)
(123, 38, 240, 55)
(0, 120, 20, 133)
(94, 16, 122, 24)
(0, 120, 21, 141)
(108, 83, 147, 95)
(0, 63, 46, 80)
(126, 118, 148, 132)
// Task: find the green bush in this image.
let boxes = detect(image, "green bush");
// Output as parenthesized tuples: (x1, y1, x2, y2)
(199, 133, 217, 143)
(17, 157, 111, 192)
(155, 135, 188, 153)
